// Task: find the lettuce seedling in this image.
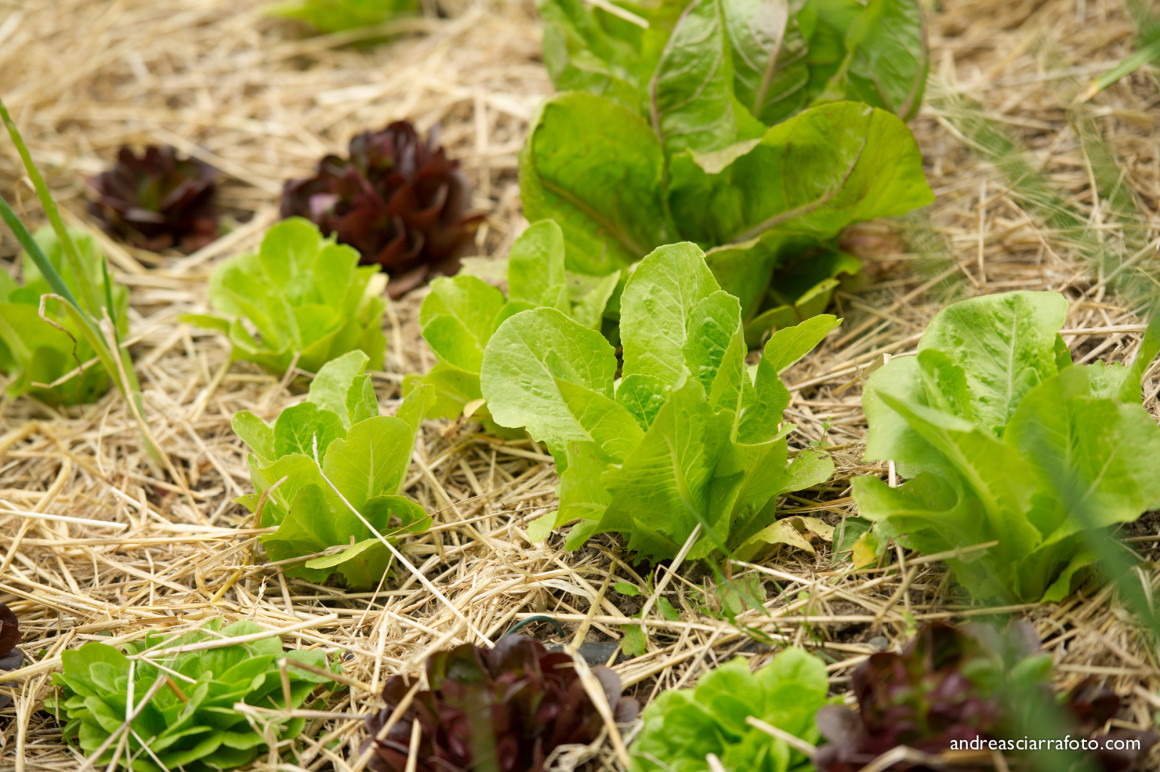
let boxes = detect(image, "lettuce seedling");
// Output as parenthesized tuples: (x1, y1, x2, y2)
(270, 0, 418, 35)
(854, 291, 1160, 602)
(0, 603, 21, 710)
(630, 648, 832, 772)
(524, 0, 933, 344)
(480, 241, 838, 561)
(185, 218, 386, 376)
(281, 121, 483, 298)
(88, 145, 219, 252)
(405, 219, 620, 428)
(364, 635, 637, 772)
(815, 622, 1159, 772)
(234, 350, 432, 588)
(0, 227, 129, 405)
(49, 618, 339, 772)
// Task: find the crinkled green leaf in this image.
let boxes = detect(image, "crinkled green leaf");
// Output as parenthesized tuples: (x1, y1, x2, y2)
(52, 620, 339, 772)
(0, 227, 128, 405)
(410, 221, 619, 427)
(482, 242, 838, 560)
(186, 218, 386, 376)
(855, 291, 1160, 602)
(520, 92, 678, 275)
(629, 650, 832, 772)
(235, 353, 430, 588)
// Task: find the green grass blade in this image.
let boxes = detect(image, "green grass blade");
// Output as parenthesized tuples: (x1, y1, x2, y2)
(0, 195, 83, 310)
(0, 97, 102, 316)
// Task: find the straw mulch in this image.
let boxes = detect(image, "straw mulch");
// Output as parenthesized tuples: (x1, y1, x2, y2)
(0, 0, 1158, 769)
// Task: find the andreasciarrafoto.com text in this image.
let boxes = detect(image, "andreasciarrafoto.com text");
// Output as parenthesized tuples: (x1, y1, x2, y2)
(949, 736, 1144, 752)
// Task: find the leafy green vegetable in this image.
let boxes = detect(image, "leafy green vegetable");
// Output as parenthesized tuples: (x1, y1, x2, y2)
(526, 0, 933, 342)
(235, 350, 432, 588)
(185, 218, 386, 376)
(404, 219, 620, 428)
(629, 648, 833, 772)
(49, 618, 339, 772)
(0, 227, 128, 405)
(854, 291, 1160, 602)
(480, 241, 837, 561)
(269, 0, 418, 35)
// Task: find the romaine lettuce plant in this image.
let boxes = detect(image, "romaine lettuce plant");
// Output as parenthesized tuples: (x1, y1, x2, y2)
(405, 219, 620, 428)
(281, 121, 483, 298)
(234, 350, 432, 588)
(185, 218, 386, 376)
(0, 603, 21, 710)
(480, 241, 837, 561)
(364, 635, 637, 771)
(629, 648, 832, 772)
(815, 622, 1159, 772)
(49, 618, 339, 772)
(88, 145, 219, 252)
(0, 227, 129, 405)
(854, 291, 1160, 603)
(525, 0, 933, 343)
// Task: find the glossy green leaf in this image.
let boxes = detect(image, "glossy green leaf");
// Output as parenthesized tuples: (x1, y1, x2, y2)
(520, 92, 678, 275)
(855, 291, 1160, 602)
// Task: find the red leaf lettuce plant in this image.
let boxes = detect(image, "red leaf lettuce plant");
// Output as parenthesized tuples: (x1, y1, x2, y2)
(89, 145, 219, 252)
(281, 121, 483, 298)
(363, 635, 637, 771)
(0, 603, 21, 710)
(815, 622, 1159, 772)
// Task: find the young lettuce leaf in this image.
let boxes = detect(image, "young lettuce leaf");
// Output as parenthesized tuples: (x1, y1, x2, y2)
(49, 618, 339, 772)
(525, 0, 933, 343)
(629, 648, 834, 772)
(480, 241, 838, 561)
(0, 227, 128, 405)
(404, 219, 620, 428)
(854, 291, 1160, 603)
(184, 218, 386, 376)
(234, 350, 433, 588)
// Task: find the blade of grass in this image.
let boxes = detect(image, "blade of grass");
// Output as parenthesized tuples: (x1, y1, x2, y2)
(0, 193, 170, 474)
(0, 97, 101, 317)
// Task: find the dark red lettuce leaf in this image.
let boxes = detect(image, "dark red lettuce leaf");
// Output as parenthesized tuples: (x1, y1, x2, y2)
(363, 636, 637, 772)
(281, 121, 484, 298)
(88, 145, 219, 252)
(815, 622, 1158, 772)
(0, 603, 22, 709)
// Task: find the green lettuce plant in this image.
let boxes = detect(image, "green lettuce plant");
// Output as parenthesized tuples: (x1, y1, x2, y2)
(185, 218, 386, 376)
(269, 0, 418, 35)
(629, 648, 833, 772)
(0, 227, 128, 405)
(854, 291, 1160, 602)
(405, 219, 620, 428)
(234, 350, 432, 588)
(525, 0, 933, 343)
(49, 619, 339, 772)
(479, 241, 837, 561)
